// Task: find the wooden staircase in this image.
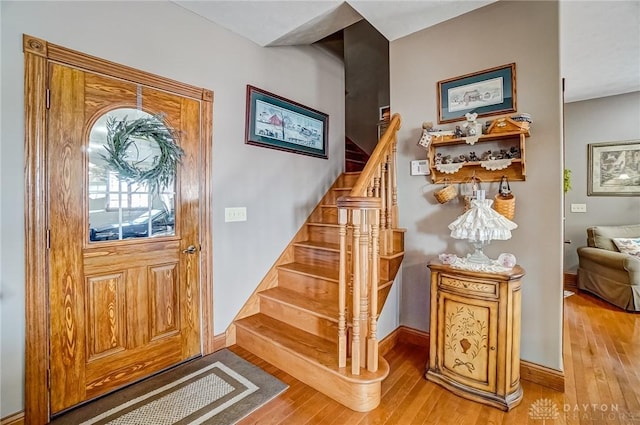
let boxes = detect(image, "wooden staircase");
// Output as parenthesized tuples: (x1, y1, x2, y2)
(346, 137, 370, 172)
(230, 114, 404, 412)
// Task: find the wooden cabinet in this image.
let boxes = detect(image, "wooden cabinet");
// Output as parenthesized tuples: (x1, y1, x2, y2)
(425, 262, 524, 411)
(428, 130, 529, 183)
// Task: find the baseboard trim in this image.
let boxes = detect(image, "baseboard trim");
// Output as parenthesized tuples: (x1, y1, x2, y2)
(564, 271, 578, 291)
(212, 333, 227, 352)
(520, 360, 565, 392)
(380, 325, 429, 356)
(1, 412, 24, 425)
(381, 326, 564, 392)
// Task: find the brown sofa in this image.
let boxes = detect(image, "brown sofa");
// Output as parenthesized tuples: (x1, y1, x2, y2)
(577, 225, 640, 311)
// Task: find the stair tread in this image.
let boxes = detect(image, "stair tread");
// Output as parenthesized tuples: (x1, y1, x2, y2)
(236, 313, 386, 381)
(278, 262, 339, 281)
(237, 313, 336, 366)
(293, 240, 340, 252)
(260, 287, 337, 320)
(307, 222, 340, 228)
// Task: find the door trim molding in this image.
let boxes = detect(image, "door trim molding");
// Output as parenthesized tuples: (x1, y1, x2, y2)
(23, 34, 215, 424)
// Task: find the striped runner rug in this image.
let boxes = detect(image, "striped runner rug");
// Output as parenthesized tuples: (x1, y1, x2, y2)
(51, 349, 288, 425)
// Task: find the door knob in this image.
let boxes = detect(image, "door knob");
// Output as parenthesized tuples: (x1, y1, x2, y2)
(182, 245, 198, 254)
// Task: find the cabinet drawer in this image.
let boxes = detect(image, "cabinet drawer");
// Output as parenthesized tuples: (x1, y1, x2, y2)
(440, 275, 498, 298)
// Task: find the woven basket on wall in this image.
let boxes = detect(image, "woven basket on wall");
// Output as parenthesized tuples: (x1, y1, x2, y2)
(494, 194, 516, 220)
(434, 183, 457, 204)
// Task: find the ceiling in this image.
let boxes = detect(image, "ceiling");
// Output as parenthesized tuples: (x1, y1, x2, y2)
(173, 1, 640, 103)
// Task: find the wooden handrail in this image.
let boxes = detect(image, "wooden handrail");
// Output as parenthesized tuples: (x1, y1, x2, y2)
(350, 113, 401, 196)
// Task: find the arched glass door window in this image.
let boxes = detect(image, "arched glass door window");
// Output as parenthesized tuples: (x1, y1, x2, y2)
(87, 108, 176, 242)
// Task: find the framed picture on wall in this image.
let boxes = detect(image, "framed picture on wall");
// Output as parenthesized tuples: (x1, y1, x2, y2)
(587, 140, 640, 196)
(245, 85, 329, 159)
(437, 63, 517, 124)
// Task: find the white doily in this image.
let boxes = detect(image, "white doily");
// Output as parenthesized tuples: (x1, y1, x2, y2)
(450, 257, 514, 272)
(435, 162, 465, 174)
(480, 158, 512, 171)
(438, 253, 515, 272)
(463, 136, 480, 145)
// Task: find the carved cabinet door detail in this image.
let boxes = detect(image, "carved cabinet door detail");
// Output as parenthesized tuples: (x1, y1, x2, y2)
(438, 292, 498, 393)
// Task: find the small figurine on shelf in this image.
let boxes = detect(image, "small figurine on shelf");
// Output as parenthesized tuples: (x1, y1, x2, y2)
(454, 126, 464, 138)
(508, 146, 520, 158)
(442, 155, 453, 164)
(454, 154, 467, 163)
(435, 153, 443, 164)
(468, 151, 479, 162)
(480, 150, 494, 161)
(463, 112, 482, 137)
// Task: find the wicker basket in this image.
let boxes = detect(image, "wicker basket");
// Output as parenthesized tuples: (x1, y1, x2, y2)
(494, 193, 516, 220)
(434, 184, 457, 204)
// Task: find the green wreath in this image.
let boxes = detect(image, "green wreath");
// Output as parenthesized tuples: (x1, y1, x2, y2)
(101, 114, 184, 194)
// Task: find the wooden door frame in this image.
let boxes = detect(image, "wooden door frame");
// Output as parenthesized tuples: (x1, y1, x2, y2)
(23, 34, 215, 424)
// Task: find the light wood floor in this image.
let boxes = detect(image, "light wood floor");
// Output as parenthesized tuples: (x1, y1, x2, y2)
(232, 290, 640, 424)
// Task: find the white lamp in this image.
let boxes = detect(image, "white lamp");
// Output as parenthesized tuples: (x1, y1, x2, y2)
(448, 190, 517, 264)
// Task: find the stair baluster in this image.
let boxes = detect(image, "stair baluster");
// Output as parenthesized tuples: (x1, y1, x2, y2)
(233, 114, 402, 412)
(337, 113, 401, 377)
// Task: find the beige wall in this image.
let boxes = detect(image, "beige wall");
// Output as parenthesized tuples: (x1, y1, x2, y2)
(564, 92, 640, 271)
(0, 1, 345, 417)
(390, 1, 564, 369)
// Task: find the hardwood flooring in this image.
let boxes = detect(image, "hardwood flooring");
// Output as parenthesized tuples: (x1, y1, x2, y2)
(233, 291, 640, 424)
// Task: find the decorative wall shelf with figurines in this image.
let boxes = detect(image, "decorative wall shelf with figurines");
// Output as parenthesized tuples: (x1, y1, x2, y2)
(423, 113, 531, 183)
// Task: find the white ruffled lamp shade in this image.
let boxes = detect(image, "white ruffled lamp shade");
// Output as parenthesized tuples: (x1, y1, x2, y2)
(448, 190, 517, 263)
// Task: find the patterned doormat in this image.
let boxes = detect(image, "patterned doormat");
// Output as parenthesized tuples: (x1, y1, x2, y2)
(51, 349, 288, 425)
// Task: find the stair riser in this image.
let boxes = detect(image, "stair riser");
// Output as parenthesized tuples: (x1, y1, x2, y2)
(318, 207, 338, 224)
(294, 245, 339, 269)
(259, 296, 338, 342)
(326, 188, 351, 204)
(278, 269, 339, 298)
(346, 161, 366, 173)
(235, 326, 382, 412)
(338, 173, 361, 187)
(307, 225, 340, 245)
(393, 230, 404, 252)
(380, 256, 403, 281)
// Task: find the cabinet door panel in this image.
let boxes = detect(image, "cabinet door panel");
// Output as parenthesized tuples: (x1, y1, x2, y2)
(438, 291, 498, 393)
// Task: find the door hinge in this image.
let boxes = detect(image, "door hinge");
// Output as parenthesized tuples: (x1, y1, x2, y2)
(46, 89, 51, 110)
(46, 229, 51, 249)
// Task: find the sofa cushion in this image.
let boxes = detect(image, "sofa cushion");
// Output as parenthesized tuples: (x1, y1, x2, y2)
(613, 238, 640, 258)
(588, 224, 640, 251)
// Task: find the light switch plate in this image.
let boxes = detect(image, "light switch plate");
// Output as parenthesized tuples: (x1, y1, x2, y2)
(570, 203, 587, 213)
(411, 160, 430, 176)
(225, 207, 247, 222)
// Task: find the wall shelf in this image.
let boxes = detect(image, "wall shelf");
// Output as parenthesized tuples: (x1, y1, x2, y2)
(428, 130, 529, 183)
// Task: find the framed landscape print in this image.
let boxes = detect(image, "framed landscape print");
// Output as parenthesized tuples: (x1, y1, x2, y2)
(437, 63, 517, 124)
(245, 85, 328, 159)
(588, 140, 640, 196)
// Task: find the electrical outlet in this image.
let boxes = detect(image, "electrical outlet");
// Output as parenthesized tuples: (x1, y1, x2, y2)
(570, 203, 587, 213)
(225, 207, 247, 222)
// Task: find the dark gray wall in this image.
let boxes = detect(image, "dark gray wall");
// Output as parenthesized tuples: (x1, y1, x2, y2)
(344, 20, 390, 154)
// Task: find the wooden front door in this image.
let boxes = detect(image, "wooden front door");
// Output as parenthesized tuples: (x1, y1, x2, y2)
(47, 62, 202, 414)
